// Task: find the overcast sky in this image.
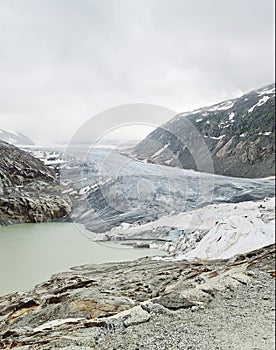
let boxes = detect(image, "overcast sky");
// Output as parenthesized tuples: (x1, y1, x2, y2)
(0, 0, 274, 144)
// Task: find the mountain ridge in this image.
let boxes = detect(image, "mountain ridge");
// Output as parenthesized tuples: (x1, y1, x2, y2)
(0, 140, 71, 225)
(0, 128, 35, 145)
(130, 83, 275, 178)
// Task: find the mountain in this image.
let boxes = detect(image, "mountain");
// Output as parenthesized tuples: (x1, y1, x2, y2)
(129, 83, 275, 178)
(0, 128, 35, 145)
(0, 140, 71, 226)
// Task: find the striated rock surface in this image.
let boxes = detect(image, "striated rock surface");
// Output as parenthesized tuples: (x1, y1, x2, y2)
(0, 140, 71, 226)
(130, 83, 275, 178)
(0, 244, 274, 349)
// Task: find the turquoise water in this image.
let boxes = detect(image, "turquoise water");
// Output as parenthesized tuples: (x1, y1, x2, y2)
(0, 222, 166, 296)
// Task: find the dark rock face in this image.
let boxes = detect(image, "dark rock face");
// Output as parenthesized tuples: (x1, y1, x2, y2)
(0, 129, 34, 145)
(0, 140, 71, 225)
(131, 83, 275, 178)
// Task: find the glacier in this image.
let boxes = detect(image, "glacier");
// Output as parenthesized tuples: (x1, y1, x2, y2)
(23, 145, 275, 259)
(25, 146, 274, 235)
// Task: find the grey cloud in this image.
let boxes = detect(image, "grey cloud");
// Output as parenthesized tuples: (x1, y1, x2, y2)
(0, 0, 274, 144)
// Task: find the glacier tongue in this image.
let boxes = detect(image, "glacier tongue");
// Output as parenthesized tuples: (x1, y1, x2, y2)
(103, 197, 275, 260)
(171, 197, 275, 260)
(56, 148, 275, 233)
(28, 146, 275, 251)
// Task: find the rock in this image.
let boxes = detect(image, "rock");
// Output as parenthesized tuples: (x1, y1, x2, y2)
(141, 300, 173, 315)
(122, 306, 151, 327)
(153, 292, 197, 310)
(133, 242, 150, 248)
(0, 140, 71, 225)
(70, 295, 136, 319)
(0, 244, 274, 349)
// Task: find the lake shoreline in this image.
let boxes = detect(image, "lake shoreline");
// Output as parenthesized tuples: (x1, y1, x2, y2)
(0, 222, 167, 297)
(0, 243, 274, 350)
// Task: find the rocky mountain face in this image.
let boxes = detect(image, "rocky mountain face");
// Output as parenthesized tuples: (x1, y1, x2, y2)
(130, 84, 275, 178)
(0, 129, 34, 145)
(0, 140, 71, 226)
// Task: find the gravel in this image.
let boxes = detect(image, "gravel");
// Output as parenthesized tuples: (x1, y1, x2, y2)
(93, 273, 275, 350)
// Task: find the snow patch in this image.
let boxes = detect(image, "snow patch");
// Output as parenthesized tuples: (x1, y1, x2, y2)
(79, 186, 91, 195)
(106, 197, 275, 261)
(210, 135, 225, 140)
(179, 217, 275, 260)
(248, 96, 271, 113)
(258, 132, 272, 136)
(257, 86, 275, 96)
(228, 112, 235, 121)
(208, 101, 234, 112)
(151, 144, 169, 159)
(34, 318, 85, 332)
(44, 159, 66, 165)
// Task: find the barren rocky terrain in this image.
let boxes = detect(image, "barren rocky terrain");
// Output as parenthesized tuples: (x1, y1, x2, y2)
(0, 244, 274, 350)
(0, 140, 71, 226)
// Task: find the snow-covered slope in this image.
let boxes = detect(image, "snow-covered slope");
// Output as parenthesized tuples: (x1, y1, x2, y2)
(174, 198, 275, 260)
(104, 197, 275, 260)
(180, 216, 274, 260)
(0, 129, 34, 145)
(130, 83, 275, 178)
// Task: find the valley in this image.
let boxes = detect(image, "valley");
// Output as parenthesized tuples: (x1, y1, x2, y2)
(0, 83, 275, 350)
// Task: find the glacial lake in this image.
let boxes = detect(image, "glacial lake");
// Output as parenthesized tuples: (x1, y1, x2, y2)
(0, 222, 167, 296)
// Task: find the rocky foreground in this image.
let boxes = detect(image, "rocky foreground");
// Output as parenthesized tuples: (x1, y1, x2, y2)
(0, 244, 275, 350)
(0, 140, 71, 226)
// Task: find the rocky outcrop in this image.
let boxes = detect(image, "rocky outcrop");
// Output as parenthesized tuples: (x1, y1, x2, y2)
(0, 244, 274, 349)
(130, 83, 275, 178)
(0, 140, 71, 225)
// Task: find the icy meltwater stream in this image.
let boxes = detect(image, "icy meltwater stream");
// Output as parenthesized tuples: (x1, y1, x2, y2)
(0, 223, 166, 296)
